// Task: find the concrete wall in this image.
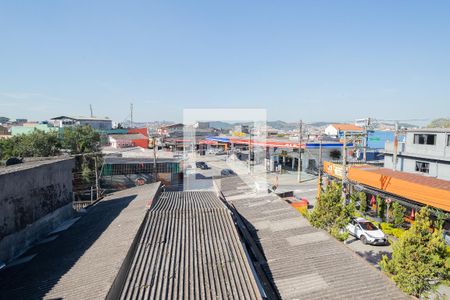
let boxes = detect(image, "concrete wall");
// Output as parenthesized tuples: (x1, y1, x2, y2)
(404, 131, 450, 158)
(384, 155, 450, 181)
(0, 158, 75, 262)
(384, 131, 450, 181)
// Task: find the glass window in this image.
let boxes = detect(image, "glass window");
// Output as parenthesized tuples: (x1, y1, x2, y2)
(415, 161, 430, 173)
(447, 135, 450, 147)
(359, 222, 378, 231)
(413, 134, 436, 145)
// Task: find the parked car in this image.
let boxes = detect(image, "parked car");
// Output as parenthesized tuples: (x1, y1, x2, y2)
(195, 161, 210, 169)
(220, 169, 236, 176)
(346, 217, 388, 245)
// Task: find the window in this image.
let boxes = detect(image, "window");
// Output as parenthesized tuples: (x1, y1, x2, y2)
(413, 134, 436, 145)
(415, 161, 430, 173)
(447, 135, 450, 147)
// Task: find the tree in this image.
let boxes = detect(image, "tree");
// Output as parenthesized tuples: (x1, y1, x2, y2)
(391, 202, 406, 227)
(430, 208, 450, 230)
(358, 192, 367, 213)
(427, 118, 450, 129)
(309, 183, 352, 241)
(62, 125, 100, 154)
(377, 196, 386, 220)
(0, 130, 60, 160)
(380, 207, 450, 297)
(0, 117, 9, 124)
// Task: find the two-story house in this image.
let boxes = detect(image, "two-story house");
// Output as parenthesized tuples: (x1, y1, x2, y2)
(384, 128, 450, 180)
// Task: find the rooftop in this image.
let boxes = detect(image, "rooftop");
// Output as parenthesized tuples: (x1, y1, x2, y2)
(51, 115, 111, 121)
(109, 133, 148, 140)
(0, 157, 73, 176)
(215, 175, 407, 299)
(119, 191, 262, 299)
(404, 128, 450, 133)
(330, 123, 363, 131)
(0, 183, 161, 299)
(349, 166, 450, 211)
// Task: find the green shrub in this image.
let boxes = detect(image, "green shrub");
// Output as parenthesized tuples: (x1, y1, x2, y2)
(377, 196, 386, 221)
(391, 202, 406, 227)
(359, 192, 367, 213)
(331, 226, 349, 241)
(380, 207, 450, 297)
(381, 222, 394, 235)
(391, 228, 406, 239)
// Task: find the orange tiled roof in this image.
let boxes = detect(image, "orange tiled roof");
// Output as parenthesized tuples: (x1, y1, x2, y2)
(331, 124, 363, 131)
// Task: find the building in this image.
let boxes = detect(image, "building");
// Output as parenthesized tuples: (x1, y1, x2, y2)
(0, 158, 75, 264)
(323, 161, 450, 215)
(51, 116, 112, 130)
(157, 123, 184, 136)
(0, 125, 9, 136)
(324, 124, 363, 138)
(234, 124, 250, 134)
(100, 157, 182, 191)
(384, 128, 450, 180)
(108, 134, 149, 149)
(11, 123, 59, 136)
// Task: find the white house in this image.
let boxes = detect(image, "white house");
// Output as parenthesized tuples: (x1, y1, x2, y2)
(324, 124, 363, 138)
(51, 116, 112, 130)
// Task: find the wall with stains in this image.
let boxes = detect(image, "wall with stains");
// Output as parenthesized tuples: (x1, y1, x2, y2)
(0, 158, 75, 262)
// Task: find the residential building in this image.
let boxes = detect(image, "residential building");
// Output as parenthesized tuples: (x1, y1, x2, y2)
(157, 123, 184, 136)
(324, 124, 363, 138)
(108, 134, 149, 149)
(384, 128, 450, 180)
(50, 116, 112, 130)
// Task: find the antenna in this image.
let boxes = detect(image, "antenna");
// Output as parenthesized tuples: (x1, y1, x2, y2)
(130, 103, 134, 128)
(90, 104, 93, 117)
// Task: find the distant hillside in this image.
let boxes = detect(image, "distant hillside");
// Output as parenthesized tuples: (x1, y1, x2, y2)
(209, 121, 233, 129)
(267, 120, 297, 130)
(427, 118, 450, 128)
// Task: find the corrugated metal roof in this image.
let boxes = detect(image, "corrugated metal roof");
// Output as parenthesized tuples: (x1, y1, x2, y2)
(352, 166, 450, 192)
(216, 175, 407, 300)
(119, 191, 262, 300)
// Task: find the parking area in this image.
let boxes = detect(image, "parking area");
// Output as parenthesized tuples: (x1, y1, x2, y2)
(345, 236, 393, 269)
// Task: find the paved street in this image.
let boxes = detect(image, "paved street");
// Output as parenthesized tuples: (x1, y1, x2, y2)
(183, 153, 402, 276)
(345, 236, 393, 269)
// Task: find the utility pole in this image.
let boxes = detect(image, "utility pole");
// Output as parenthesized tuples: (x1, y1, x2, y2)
(94, 156, 99, 200)
(297, 120, 303, 183)
(317, 134, 323, 199)
(392, 121, 399, 171)
(341, 131, 348, 203)
(363, 118, 368, 162)
(248, 130, 252, 174)
(153, 136, 157, 182)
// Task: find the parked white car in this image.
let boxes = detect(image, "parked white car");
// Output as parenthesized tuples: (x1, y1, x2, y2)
(346, 217, 387, 245)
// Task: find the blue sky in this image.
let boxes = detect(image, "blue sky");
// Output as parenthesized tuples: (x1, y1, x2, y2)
(1, 1, 449, 123)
